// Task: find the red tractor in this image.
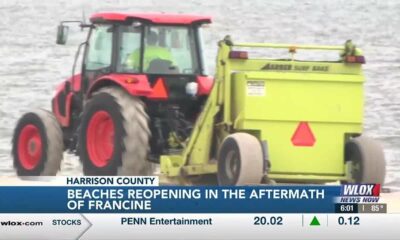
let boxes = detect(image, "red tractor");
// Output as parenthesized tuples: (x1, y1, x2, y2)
(12, 12, 213, 176)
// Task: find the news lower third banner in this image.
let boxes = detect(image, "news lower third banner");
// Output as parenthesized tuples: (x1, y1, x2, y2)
(0, 176, 398, 240)
(0, 186, 332, 213)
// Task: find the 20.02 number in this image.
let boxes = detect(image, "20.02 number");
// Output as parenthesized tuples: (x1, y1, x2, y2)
(254, 216, 283, 225)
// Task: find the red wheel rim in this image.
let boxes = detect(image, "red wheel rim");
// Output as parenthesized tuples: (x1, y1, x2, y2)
(18, 124, 43, 170)
(86, 111, 115, 167)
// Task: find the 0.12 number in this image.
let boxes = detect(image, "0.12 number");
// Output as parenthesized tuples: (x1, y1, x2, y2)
(338, 216, 360, 225)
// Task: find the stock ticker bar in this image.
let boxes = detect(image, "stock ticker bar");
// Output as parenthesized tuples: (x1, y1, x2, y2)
(1, 213, 399, 239)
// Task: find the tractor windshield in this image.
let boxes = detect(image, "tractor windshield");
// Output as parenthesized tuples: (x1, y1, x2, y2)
(117, 25, 200, 74)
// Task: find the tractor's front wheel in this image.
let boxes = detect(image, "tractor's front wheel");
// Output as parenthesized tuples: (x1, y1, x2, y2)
(345, 136, 386, 184)
(78, 87, 152, 176)
(12, 109, 63, 176)
(217, 133, 264, 185)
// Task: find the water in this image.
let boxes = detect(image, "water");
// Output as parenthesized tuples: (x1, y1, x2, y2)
(0, 0, 399, 188)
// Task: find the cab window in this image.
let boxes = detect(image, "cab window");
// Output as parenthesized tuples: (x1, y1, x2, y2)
(117, 25, 142, 73)
(85, 25, 113, 71)
(118, 25, 200, 74)
(144, 26, 199, 74)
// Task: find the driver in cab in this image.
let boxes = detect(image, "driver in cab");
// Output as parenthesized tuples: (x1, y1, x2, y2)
(126, 31, 174, 72)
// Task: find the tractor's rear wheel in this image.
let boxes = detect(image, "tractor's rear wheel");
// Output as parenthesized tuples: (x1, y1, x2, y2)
(12, 109, 63, 176)
(78, 87, 152, 176)
(345, 136, 386, 184)
(217, 133, 264, 185)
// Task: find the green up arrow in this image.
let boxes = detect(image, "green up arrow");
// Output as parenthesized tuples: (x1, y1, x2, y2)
(310, 216, 320, 226)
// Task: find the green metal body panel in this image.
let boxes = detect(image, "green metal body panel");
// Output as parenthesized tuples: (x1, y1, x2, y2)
(160, 38, 365, 183)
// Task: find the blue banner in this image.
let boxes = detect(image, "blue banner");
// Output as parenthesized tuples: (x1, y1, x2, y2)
(0, 186, 340, 213)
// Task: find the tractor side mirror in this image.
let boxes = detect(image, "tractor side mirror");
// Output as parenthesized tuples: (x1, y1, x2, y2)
(56, 24, 69, 45)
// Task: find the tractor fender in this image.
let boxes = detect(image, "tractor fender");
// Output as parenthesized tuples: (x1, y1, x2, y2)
(52, 91, 73, 127)
(55, 74, 82, 93)
(52, 74, 81, 127)
(88, 74, 153, 98)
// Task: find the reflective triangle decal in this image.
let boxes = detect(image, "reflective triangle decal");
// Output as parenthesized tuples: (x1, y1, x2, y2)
(291, 122, 316, 147)
(148, 78, 168, 99)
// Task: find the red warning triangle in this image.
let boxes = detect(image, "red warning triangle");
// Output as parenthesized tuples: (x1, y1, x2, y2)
(148, 78, 168, 99)
(291, 122, 316, 147)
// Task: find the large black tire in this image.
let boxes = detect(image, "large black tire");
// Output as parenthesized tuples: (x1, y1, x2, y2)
(78, 87, 152, 176)
(217, 133, 264, 185)
(12, 109, 63, 176)
(345, 136, 386, 184)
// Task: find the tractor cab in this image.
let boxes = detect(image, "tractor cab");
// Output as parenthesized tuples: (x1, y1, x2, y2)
(88, 15, 208, 76)
(56, 13, 212, 96)
(53, 13, 214, 164)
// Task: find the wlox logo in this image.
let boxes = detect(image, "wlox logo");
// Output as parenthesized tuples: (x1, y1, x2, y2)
(338, 184, 380, 203)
